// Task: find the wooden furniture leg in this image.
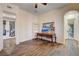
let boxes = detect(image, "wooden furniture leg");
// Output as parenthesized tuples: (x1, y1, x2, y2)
(54, 34, 56, 43)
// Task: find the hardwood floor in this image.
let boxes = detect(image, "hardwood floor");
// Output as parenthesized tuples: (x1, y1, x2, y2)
(0, 39, 79, 56)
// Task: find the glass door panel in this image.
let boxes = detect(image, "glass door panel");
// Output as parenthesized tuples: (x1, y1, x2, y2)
(3, 20, 15, 39)
(9, 21, 15, 37)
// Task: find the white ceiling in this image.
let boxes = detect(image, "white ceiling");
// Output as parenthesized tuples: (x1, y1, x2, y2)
(12, 3, 68, 15)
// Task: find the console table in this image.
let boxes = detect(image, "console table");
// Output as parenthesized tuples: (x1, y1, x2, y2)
(36, 32, 56, 43)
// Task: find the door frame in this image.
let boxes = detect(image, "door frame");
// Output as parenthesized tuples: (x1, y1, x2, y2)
(64, 10, 79, 44)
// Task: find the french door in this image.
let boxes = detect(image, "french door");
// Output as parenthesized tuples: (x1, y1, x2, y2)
(3, 20, 15, 39)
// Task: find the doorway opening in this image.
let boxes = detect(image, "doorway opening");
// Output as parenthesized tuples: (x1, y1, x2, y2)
(64, 10, 79, 46)
(67, 19, 74, 39)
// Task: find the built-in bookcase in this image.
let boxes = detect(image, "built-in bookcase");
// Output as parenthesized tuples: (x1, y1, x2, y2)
(32, 23, 39, 38)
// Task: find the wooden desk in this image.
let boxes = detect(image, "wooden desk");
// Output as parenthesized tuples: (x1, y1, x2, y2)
(36, 33, 56, 43)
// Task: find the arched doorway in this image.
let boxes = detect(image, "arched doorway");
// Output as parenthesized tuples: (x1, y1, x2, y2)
(64, 10, 79, 46)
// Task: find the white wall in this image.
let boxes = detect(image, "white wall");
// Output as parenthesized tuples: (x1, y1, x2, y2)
(16, 9, 38, 44)
(38, 9, 64, 43)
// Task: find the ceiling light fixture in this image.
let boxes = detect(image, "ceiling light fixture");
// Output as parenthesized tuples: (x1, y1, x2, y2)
(34, 3, 47, 8)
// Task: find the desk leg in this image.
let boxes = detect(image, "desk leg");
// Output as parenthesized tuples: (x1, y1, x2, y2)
(51, 37, 53, 43)
(36, 35, 38, 39)
(50, 38, 54, 46)
(55, 37, 56, 43)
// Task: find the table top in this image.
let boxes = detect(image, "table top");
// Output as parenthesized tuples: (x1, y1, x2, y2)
(37, 32, 53, 35)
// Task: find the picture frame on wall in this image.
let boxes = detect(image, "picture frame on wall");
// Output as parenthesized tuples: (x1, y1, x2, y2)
(42, 22, 55, 33)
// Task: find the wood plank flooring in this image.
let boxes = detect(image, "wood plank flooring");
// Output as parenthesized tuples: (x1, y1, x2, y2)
(0, 39, 79, 56)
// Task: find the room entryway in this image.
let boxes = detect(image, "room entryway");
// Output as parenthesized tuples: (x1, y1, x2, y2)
(64, 10, 79, 47)
(67, 19, 74, 39)
(2, 11, 16, 54)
